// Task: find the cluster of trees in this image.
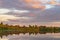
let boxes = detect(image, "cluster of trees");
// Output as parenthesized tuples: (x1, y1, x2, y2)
(0, 22, 60, 35)
(39, 26, 60, 33)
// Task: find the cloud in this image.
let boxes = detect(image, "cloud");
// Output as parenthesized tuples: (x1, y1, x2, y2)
(0, 8, 30, 15)
(24, 0, 60, 10)
(45, 5, 55, 9)
(8, 17, 32, 22)
(0, 8, 11, 14)
(9, 6, 60, 23)
(5, 6, 60, 23)
(12, 9, 30, 13)
(0, 15, 19, 21)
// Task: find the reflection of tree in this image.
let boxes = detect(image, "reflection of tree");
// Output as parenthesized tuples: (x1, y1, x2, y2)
(0, 22, 60, 37)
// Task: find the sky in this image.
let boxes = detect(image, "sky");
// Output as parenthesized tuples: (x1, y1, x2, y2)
(0, 0, 60, 26)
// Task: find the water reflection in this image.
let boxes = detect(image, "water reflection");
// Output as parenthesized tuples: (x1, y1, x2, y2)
(0, 36, 8, 40)
(0, 33, 60, 40)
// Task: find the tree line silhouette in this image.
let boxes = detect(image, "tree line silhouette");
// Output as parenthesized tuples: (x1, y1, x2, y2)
(0, 22, 60, 36)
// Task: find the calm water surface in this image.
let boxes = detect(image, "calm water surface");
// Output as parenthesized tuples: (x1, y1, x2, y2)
(0, 33, 60, 40)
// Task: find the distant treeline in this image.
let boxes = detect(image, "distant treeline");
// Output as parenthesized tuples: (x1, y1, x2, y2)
(0, 22, 60, 35)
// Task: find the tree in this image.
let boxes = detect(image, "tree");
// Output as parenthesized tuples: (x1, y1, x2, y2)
(0, 22, 3, 25)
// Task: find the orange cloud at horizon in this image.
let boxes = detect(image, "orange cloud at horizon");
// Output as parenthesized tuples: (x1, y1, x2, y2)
(24, 0, 46, 10)
(32, 5, 40, 8)
(25, 0, 32, 3)
(32, 1, 41, 4)
(48, 0, 57, 5)
(32, 5, 46, 10)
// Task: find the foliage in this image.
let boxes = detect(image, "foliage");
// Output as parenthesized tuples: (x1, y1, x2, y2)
(0, 22, 60, 36)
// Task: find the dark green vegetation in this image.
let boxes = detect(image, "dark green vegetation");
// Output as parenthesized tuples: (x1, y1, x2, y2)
(0, 22, 60, 36)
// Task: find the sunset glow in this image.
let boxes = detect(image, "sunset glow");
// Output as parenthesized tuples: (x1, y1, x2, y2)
(25, 0, 60, 10)
(0, 0, 60, 26)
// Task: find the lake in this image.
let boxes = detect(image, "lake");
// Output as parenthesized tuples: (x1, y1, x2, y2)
(0, 33, 60, 40)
